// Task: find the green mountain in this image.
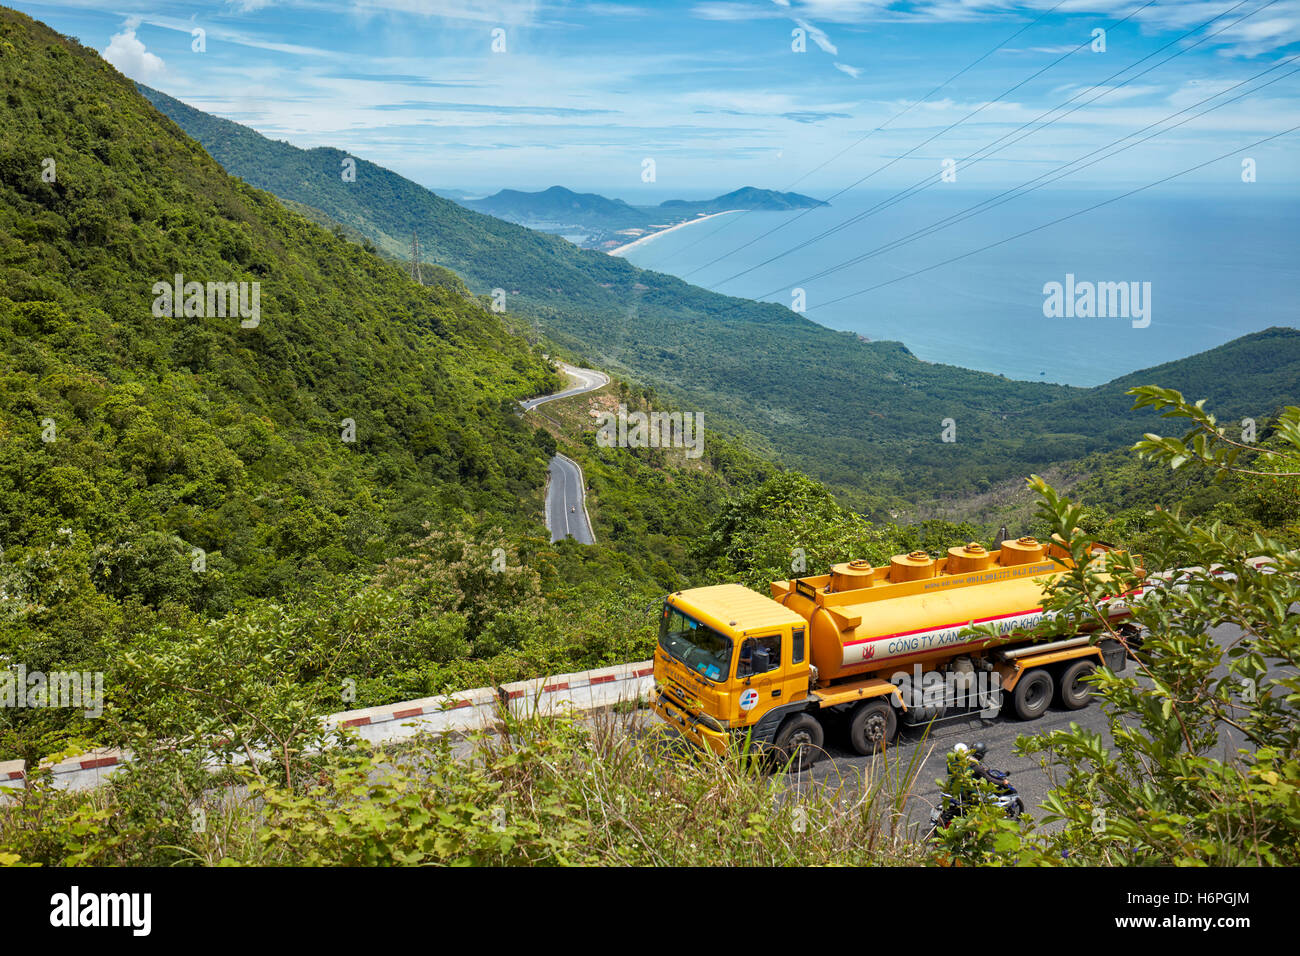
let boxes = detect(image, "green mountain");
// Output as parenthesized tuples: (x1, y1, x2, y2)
(657, 186, 828, 214)
(0, 11, 559, 584)
(464, 185, 651, 229)
(0, 6, 766, 758)
(459, 185, 827, 230)
(135, 85, 1300, 514)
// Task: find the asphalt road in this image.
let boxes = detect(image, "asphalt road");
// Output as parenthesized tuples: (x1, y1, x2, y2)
(520, 362, 608, 544)
(519, 362, 609, 411)
(790, 620, 1287, 834)
(546, 453, 596, 544)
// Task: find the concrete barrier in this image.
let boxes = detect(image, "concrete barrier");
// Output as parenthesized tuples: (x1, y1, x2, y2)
(0, 661, 655, 792)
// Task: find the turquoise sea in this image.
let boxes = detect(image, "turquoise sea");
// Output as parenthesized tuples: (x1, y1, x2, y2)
(621, 188, 1300, 387)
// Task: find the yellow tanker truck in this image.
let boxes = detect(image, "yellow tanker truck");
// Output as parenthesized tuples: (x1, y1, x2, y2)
(652, 537, 1138, 770)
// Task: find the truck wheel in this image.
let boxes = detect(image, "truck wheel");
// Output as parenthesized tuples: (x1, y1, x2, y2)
(772, 713, 824, 773)
(1057, 660, 1096, 710)
(1011, 669, 1054, 720)
(848, 700, 897, 755)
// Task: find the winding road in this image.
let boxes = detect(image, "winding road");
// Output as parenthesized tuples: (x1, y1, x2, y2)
(520, 363, 609, 412)
(521, 362, 609, 545)
(545, 454, 595, 545)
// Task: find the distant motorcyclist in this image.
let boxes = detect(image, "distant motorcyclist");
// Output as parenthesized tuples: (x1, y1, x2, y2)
(946, 742, 1003, 797)
(932, 742, 1023, 835)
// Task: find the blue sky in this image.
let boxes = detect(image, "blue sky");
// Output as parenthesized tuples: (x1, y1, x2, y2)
(14, 0, 1300, 198)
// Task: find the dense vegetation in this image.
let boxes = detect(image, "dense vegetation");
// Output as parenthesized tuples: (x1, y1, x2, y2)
(138, 85, 1300, 515)
(1027, 408, 1300, 560)
(5, 393, 1296, 868)
(0, 6, 1294, 868)
(0, 7, 764, 764)
(934, 389, 1300, 865)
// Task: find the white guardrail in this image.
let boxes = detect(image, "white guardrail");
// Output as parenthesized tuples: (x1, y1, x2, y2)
(0, 661, 655, 792)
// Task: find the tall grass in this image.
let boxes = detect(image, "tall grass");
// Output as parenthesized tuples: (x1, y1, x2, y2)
(1, 700, 931, 866)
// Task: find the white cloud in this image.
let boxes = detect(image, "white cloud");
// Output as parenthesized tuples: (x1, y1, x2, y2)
(794, 17, 837, 54)
(102, 19, 165, 82)
(350, 0, 543, 25)
(699, 1, 1300, 57)
(834, 61, 861, 78)
(692, 2, 785, 21)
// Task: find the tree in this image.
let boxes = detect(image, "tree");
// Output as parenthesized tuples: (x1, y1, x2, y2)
(944, 387, 1300, 865)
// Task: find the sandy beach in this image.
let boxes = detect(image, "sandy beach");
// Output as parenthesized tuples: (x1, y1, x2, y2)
(606, 209, 740, 256)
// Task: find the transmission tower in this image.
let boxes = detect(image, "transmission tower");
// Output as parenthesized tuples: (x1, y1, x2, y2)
(409, 230, 423, 285)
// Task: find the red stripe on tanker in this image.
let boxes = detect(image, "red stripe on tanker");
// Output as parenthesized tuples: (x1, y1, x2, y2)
(842, 607, 1049, 668)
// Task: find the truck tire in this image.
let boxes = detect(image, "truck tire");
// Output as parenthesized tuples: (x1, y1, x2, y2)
(848, 700, 897, 755)
(1057, 659, 1096, 710)
(772, 713, 824, 773)
(1011, 669, 1054, 721)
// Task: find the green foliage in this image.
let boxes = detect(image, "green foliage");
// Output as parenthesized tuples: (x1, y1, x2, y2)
(0, 9, 679, 761)
(1048, 400, 1300, 558)
(695, 471, 987, 590)
(3, 708, 926, 866)
(942, 392, 1300, 866)
(1131, 384, 1300, 477)
(930, 749, 1030, 866)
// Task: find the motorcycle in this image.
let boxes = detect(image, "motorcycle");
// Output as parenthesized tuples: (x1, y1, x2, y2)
(927, 742, 1025, 838)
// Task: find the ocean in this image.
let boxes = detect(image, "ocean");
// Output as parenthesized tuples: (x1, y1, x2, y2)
(619, 189, 1300, 387)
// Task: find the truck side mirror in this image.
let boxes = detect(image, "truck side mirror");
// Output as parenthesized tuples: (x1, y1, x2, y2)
(736, 639, 759, 678)
(751, 645, 771, 673)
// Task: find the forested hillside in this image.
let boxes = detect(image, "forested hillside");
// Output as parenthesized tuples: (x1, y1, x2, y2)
(0, 7, 772, 762)
(139, 84, 1300, 514)
(142, 83, 1300, 515)
(1, 2, 1293, 771)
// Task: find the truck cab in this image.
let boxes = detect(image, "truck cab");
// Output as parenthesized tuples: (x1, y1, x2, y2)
(653, 583, 814, 757)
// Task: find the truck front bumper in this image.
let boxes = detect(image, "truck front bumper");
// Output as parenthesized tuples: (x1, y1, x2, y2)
(652, 693, 730, 756)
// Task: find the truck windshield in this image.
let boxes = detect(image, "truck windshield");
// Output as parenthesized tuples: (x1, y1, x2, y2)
(659, 605, 732, 683)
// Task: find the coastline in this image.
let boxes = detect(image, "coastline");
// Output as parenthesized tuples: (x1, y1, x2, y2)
(606, 209, 740, 256)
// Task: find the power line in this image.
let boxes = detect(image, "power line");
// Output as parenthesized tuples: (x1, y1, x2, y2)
(650, 0, 1071, 267)
(706, 0, 1275, 290)
(679, 0, 1164, 280)
(749, 53, 1299, 299)
(763, 58, 1298, 298)
(806, 124, 1300, 313)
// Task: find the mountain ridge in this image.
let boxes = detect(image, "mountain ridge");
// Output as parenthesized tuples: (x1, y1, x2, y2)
(457, 184, 828, 247)
(135, 82, 1300, 513)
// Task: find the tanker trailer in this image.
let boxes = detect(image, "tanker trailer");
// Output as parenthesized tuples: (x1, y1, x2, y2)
(652, 537, 1138, 771)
